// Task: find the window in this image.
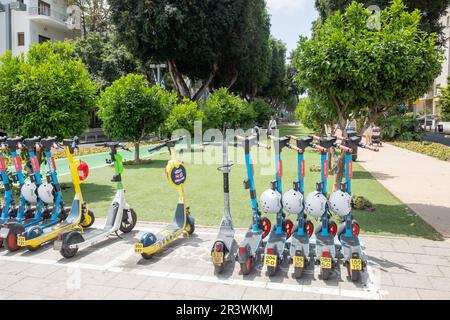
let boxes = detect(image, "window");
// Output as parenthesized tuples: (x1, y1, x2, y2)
(38, 35, 51, 44)
(18, 33, 25, 46)
(38, 0, 51, 16)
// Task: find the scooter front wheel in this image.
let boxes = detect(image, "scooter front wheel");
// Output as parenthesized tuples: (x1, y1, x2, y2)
(185, 216, 195, 235)
(80, 210, 95, 228)
(120, 208, 137, 233)
(4, 232, 20, 252)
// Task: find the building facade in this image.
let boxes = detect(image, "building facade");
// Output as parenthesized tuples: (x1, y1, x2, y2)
(0, 0, 75, 57)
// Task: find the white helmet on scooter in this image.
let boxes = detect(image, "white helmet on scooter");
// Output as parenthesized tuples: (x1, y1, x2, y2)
(328, 190, 352, 217)
(304, 191, 327, 217)
(37, 183, 55, 204)
(282, 189, 304, 215)
(21, 181, 37, 203)
(260, 189, 282, 214)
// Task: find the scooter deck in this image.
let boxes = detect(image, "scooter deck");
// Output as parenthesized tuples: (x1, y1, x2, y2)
(315, 233, 337, 260)
(265, 231, 287, 256)
(289, 233, 310, 258)
(340, 234, 365, 262)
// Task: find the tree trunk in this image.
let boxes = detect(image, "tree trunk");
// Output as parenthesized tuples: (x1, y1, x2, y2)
(333, 111, 348, 191)
(134, 142, 140, 165)
(168, 59, 191, 99)
(192, 63, 218, 101)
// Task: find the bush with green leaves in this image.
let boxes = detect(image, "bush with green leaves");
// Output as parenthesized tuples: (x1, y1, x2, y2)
(438, 85, 450, 121)
(377, 110, 423, 141)
(0, 42, 98, 138)
(98, 74, 176, 163)
(251, 98, 274, 127)
(163, 99, 205, 136)
(204, 88, 255, 130)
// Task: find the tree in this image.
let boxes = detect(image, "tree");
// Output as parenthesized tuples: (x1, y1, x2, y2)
(0, 42, 98, 138)
(108, 0, 271, 100)
(438, 85, 450, 121)
(293, 0, 442, 189)
(295, 96, 337, 134)
(315, 0, 450, 45)
(98, 74, 177, 164)
(252, 98, 275, 127)
(163, 99, 205, 137)
(73, 32, 140, 89)
(68, 0, 112, 35)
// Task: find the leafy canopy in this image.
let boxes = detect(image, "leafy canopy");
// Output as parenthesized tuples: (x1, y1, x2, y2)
(0, 42, 98, 138)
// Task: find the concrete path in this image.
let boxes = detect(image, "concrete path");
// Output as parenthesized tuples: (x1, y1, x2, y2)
(1, 221, 450, 300)
(358, 143, 450, 237)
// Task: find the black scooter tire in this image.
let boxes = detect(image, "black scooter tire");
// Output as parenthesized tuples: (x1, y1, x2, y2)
(320, 267, 332, 280)
(214, 263, 224, 274)
(267, 265, 277, 277)
(347, 264, 360, 282)
(60, 232, 79, 259)
(4, 232, 20, 252)
(240, 256, 252, 275)
(185, 222, 195, 235)
(141, 252, 153, 260)
(120, 208, 137, 233)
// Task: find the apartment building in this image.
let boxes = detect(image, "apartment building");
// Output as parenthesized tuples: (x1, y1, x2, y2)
(0, 0, 76, 57)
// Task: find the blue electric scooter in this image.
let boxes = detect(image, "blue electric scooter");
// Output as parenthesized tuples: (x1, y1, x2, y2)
(236, 132, 272, 275)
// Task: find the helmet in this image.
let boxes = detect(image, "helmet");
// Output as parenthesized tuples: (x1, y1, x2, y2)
(260, 189, 282, 214)
(37, 183, 55, 204)
(21, 181, 37, 203)
(282, 189, 304, 215)
(328, 190, 352, 217)
(304, 191, 327, 217)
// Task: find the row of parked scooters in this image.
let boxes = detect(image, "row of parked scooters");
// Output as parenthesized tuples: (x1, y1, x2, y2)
(204, 129, 379, 282)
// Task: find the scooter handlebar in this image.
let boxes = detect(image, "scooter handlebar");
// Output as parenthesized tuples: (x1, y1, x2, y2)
(310, 143, 327, 153)
(257, 142, 271, 150)
(360, 144, 379, 152)
(337, 144, 353, 153)
(287, 143, 303, 153)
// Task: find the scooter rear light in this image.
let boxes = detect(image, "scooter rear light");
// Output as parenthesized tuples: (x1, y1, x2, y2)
(267, 248, 274, 255)
(353, 223, 360, 236)
(239, 247, 246, 254)
(323, 251, 330, 258)
(57, 234, 62, 241)
(215, 244, 221, 252)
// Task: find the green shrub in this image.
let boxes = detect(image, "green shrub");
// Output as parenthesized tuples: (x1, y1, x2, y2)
(251, 98, 274, 127)
(391, 141, 450, 161)
(377, 110, 422, 141)
(163, 99, 205, 136)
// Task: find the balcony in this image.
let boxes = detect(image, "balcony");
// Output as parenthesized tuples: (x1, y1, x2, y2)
(28, 6, 69, 30)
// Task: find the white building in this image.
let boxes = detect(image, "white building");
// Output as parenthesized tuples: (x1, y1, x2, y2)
(0, 0, 75, 57)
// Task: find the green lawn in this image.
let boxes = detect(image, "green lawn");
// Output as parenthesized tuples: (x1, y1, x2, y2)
(58, 125, 441, 240)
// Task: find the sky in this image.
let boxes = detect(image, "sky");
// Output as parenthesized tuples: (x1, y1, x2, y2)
(266, 0, 319, 56)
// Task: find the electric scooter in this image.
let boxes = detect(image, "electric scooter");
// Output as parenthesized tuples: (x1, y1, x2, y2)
(55, 142, 137, 258)
(262, 135, 297, 277)
(235, 132, 272, 275)
(333, 135, 379, 282)
(0, 137, 17, 238)
(134, 136, 195, 259)
(0, 137, 47, 250)
(207, 133, 239, 274)
(15, 137, 95, 252)
(286, 135, 327, 278)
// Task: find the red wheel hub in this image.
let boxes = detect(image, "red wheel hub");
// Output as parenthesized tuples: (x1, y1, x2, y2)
(261, 217, 271, 239)
(306, 221, 314, 237)
(285, 219, 294, 239)
(352, 223, 360, 236)
(329, 222, 337, 236)
(7, 233, 19, 251)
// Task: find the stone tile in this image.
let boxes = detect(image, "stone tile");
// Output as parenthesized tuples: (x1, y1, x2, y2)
(204, 283, 246, 300)
(417, 289, 450, 300)
(143, 291, 184, 300)
(182, 295, 213, 300)
(401, 263, 443, 277)
(381, 286, 420, 300)
(68, 284, 115, 300)
(0, 262, 32, 275)
(136, 276, 179, 293)
(242, 287, 284, 300)
(104, 288, 148, 300)
(391, 242, 425, 254)
(282, 291, 321, 300)
(169, 279, 213, 297)
(0, 274, 25, 290)
(381, 252, 417, 264)
(423, 247, 450, 257)
(107, 273, 148, 289)
(23, 264, 61, 279)
(413, 254, 450, 267)
(0, 290, 15, 299)
(7, 293, 53, 300)
(438, 266, 450, 277)
(77, 269, 117, 286)
(42, 281, 80, 299)
(391, 273, 433, 290)
(8, 277, 53, 294)
(428, 277, 450, 292)
(378, 272, 394, 287)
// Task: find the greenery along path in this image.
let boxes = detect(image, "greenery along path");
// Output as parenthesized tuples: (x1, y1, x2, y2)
(57, 126, 440, 240)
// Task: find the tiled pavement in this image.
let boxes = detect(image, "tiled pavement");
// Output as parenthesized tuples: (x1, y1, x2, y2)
(1, 221, 450, 300)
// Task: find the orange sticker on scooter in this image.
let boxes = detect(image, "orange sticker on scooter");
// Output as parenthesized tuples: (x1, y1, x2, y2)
(348, 161, 353, 179)
(301, 160, 305, 179)
(324, 161, 329, 179)
(50, 157, 57, 171)
(0, 157, 6, 172)
(13, 156, 22, 171)
(278, 160, 283, 179)
(31, 157, 40, 172)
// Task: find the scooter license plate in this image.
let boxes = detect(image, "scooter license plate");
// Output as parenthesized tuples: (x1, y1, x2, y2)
(17, 236, 26, 247)
(0, 228, 9, 238)
(211, 251, 224, 265)
(350, 258, 362, 271)
(320, 257, 332, 269)
(264, 254, 277, 267)
(134, 243, 144, 254)
(293, 256, 305, 268)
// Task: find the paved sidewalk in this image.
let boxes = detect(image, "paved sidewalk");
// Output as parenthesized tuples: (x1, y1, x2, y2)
(1, 221, 450, 300)
(358, 143, 450, 237)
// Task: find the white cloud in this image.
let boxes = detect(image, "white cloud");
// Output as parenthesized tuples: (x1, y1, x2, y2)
(266, 0, 306, 14)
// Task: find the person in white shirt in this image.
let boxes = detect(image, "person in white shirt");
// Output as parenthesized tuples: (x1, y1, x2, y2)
(268, 116, 277, 135)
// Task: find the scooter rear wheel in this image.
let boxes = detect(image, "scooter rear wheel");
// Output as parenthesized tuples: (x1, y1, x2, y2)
(240, 256, 252, 275)
(80, 210, 95, 228)
(141, 253, 153, 260)
(267, 265, 277, 277)
(60, 232, 79, 259)
(293, 265, 304, 279)
(347, 264, 360, 282)
(119, 208, 137, 233)
(320, 267, 331, 280)
(4, 232, 20, 252)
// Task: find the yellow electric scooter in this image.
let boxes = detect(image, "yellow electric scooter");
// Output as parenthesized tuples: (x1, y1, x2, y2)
(15, 137, 94, 251)
(134, 136, 195, 259)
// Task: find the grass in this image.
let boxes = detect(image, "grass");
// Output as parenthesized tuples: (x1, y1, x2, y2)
(58, 125, 441, 240)
(391, 141, 450, 162)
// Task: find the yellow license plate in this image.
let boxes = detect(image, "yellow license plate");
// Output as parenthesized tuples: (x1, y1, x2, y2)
(350, 258, 362, 271)
(211, 251, 224, 265)
(320, 257, 332, 269)
(17, 236, 26, 246)
(293, 256, 305, 268)
(134, 243, 144, 254)
(264, 254, 277, 267)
